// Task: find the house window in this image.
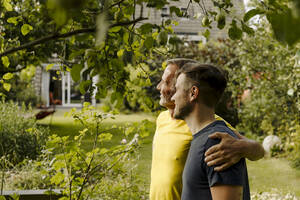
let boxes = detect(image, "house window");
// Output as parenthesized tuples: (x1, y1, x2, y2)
(161, 7, 170, 18)
(181, 8, 189, 18)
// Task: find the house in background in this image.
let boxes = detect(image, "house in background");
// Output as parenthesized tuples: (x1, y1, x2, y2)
(33, 0, 244, 108)
(34, 62, 98, 108)
(136, 0, 245, 42)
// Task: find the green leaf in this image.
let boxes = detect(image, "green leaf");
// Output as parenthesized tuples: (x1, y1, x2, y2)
(79, 80, 92, 94)
(3, 0, 13, 11)
(50, 171, 64, 185)
(139, 23, 153, 34)
(71, 64, 83, 82)
(8, 194, 19, 200)
(203, 29, 210, 40)
(7, 17, 19, 25)
(244, 9, 264, 22)
(228, 21, 242, 40)
(3, 72, 14, 80)
(170, 6, 182, 17)
(1, 56, 10, 67)
(158, 31, 168, 45)
(21, 24, 33, 36)
(202, 16, 211, 27)
(109, 26, 122, 33)
(144, 36, 154, 49)
(117, 49, 124, 57)
(46, 63, 55, 71)
(267, 10, 300, 46)
(125, 126, 135, 136)
(123, 32, 129, 43)
(216, 13, 226, 29)
(146, 0, 166, 9)
(100, 148, 108, 154)
(3, 83, 11, 91)
(53, 8, 67, 26)
(241, 21, 254, 35)
(99, 133, 113, 142)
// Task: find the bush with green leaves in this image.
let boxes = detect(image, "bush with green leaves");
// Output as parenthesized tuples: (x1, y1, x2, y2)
(1, 65, 40, 107)
(31, 103, 152, 199)
(230, 24, 300, 167)
(3, 159, 51, 190)
(0, 101, 49, 165)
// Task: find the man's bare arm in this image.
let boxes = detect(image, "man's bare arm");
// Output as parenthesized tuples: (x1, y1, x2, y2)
(204, 132, 265, 171)
(210, 185, 242, 200)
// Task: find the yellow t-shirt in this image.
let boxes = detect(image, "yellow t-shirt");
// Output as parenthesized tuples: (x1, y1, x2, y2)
(149, 110, 235, 200)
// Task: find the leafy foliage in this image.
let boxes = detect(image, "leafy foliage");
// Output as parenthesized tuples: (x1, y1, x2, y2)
(1, 0, 300, 106)
(3, 159, 51, 190)
(33, 103, 152, 199)
(0, 101, 49, 165)
(0, 65, 40, 106)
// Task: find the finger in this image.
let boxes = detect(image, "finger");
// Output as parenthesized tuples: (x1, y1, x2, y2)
(207, 157, 226, 167)
(214, 163, 231, 172)
(205, 151, 220, 163)
(205, 145, 219, 157)
(208, 132, 228, 139)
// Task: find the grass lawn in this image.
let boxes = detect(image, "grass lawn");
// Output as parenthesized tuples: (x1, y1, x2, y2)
(247, 158, 300, 197)
(38, 109, 300, 198)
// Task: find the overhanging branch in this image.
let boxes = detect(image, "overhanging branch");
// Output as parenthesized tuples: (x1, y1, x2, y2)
(0, 17, 147, 58)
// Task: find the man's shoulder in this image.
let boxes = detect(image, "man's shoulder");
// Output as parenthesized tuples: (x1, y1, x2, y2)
(157, 110, 170, 119)
(212, 121, 238, 138)
(215, 114, 236, 132)
(156, 110, 171, 124)
(194, 121, 238, 149)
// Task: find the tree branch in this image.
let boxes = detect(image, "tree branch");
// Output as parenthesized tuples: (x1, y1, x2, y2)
(108, 0, 126, 10)
(0, 17, 147, 58)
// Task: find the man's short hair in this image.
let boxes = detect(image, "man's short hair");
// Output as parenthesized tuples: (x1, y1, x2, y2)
(177, 63, 228, 108)
(166, 58, 198, 69)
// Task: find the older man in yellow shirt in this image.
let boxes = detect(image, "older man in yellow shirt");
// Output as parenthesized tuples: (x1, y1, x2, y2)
(150, 58, 264, 200)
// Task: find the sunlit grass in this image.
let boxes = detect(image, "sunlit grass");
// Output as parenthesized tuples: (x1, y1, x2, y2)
(247, 158, 300, 197)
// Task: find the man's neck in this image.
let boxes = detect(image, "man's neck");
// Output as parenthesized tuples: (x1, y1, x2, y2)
(168, 107, 175, 118)
(185, 104, 215, 135)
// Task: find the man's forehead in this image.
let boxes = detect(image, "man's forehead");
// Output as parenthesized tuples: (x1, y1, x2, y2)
(175, 74, 186, 86)
(162, 64, 178, 78)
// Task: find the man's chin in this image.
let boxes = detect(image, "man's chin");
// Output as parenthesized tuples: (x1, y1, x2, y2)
(173, 113, 183, 120)
(173, 109, 184, 120)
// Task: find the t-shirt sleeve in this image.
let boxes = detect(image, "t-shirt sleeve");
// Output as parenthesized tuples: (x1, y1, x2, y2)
(203, 136, 246, 187)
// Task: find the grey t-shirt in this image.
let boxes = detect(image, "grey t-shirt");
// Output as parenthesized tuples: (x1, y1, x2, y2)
(181, 121, 250, 200)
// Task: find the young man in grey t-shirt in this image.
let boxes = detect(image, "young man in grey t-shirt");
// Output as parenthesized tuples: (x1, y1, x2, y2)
(171, 63, 250, 200)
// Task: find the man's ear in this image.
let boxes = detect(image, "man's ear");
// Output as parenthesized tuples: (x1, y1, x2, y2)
(190, 86, 199, 102)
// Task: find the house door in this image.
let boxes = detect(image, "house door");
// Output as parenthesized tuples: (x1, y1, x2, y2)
(61, 72, 82, 107)
(49, 70, 62, 106)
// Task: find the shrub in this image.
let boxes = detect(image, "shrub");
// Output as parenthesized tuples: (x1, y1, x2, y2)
(0, 101, 49, 165)
(3, 159, 51, 190)
(36, 103, 152, 199)
(2, 64, 40, 107)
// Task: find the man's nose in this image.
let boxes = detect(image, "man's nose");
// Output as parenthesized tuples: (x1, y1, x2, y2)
(171, 95, 175, 102)
(156, 81, 161, 90)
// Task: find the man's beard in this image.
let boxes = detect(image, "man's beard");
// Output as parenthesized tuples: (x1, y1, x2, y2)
(159, 96, 173, 108)
(173, 102, 193, 120)
(159, 89, 175, 108)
